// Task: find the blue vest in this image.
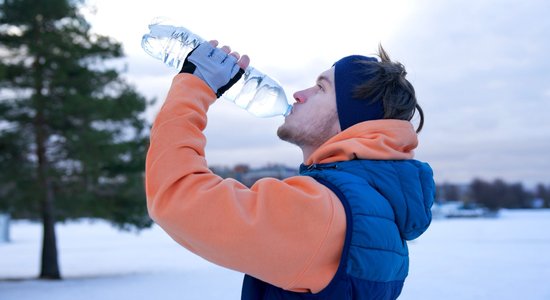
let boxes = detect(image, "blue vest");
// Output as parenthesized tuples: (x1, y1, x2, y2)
(241, 159, 435, 300)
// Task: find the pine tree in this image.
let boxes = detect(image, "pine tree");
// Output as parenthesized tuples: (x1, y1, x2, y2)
(0, 0, 153, 279)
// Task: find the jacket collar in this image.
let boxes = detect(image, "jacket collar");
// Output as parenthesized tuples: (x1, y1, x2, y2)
(305, 119, 418, 165)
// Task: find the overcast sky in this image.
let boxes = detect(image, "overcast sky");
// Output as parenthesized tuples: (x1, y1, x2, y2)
(84, 0, 550, 187)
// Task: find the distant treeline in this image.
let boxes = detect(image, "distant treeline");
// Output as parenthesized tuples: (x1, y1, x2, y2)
(437, 179, 550, 210)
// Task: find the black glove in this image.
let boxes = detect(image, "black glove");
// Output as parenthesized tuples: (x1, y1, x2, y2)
(180, 42, 245, 98)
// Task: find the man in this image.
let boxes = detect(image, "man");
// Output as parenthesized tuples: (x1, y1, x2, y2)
(146, 40, 435, 299)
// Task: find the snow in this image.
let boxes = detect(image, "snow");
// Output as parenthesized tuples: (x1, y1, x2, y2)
(1, 210, 550, 300)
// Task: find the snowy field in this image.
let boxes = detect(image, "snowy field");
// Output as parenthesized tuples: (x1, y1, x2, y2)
(1, 209, 549, 300)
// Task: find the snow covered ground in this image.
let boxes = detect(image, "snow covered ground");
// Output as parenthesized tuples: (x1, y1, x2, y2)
(1, 209, 549, 300)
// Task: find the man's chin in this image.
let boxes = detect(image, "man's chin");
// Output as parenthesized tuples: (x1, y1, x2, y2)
(276, 123, 295, 144)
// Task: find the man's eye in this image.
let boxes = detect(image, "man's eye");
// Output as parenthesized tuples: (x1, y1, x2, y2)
(317, 84, 324, 91)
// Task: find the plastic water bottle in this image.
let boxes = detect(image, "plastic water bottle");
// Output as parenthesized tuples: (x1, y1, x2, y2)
(141, 17, 292, 118)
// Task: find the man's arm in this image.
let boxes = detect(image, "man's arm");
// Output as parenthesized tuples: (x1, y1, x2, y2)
(145, 73, 346, 292)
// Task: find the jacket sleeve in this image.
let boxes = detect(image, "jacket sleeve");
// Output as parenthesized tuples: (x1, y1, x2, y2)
(145, 74, 346, 293)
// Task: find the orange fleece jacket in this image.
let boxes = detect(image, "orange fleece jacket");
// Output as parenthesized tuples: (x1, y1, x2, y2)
(146, 74, 418, 293)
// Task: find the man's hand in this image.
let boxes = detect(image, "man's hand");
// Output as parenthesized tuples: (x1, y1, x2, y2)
(180, 40, 251, 97)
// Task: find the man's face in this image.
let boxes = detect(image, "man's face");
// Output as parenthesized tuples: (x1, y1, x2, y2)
(277, 67, 341, 149)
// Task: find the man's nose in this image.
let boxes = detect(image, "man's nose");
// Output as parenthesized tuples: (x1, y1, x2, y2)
(293, 90, 307, 104)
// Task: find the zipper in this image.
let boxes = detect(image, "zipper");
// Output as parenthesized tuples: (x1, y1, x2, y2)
(306, 163, 338, 171)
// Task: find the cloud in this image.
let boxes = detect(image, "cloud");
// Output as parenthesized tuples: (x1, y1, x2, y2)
(386, 0, 550, 185)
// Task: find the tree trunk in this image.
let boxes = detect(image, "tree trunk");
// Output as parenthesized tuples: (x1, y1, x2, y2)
(39, 180, 60, 280)
(35, 111, 61, 279)
(32, 30, 61, 278)
(35, 105, 61, 280)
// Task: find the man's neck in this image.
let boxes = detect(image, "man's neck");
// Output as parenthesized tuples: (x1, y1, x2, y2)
(301, 146, 317, 165)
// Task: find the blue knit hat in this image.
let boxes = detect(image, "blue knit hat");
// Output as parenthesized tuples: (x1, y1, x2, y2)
(334, 55, 384, 131)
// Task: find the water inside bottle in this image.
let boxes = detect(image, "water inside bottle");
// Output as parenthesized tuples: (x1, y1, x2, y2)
(245, 85, 291, 118)
(232, 70, 262, 108)
(162, 33, 190, 70)
(223, 68, 291, 117)
(141, 22, 203, 70)
(141, 34, 164, 61)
